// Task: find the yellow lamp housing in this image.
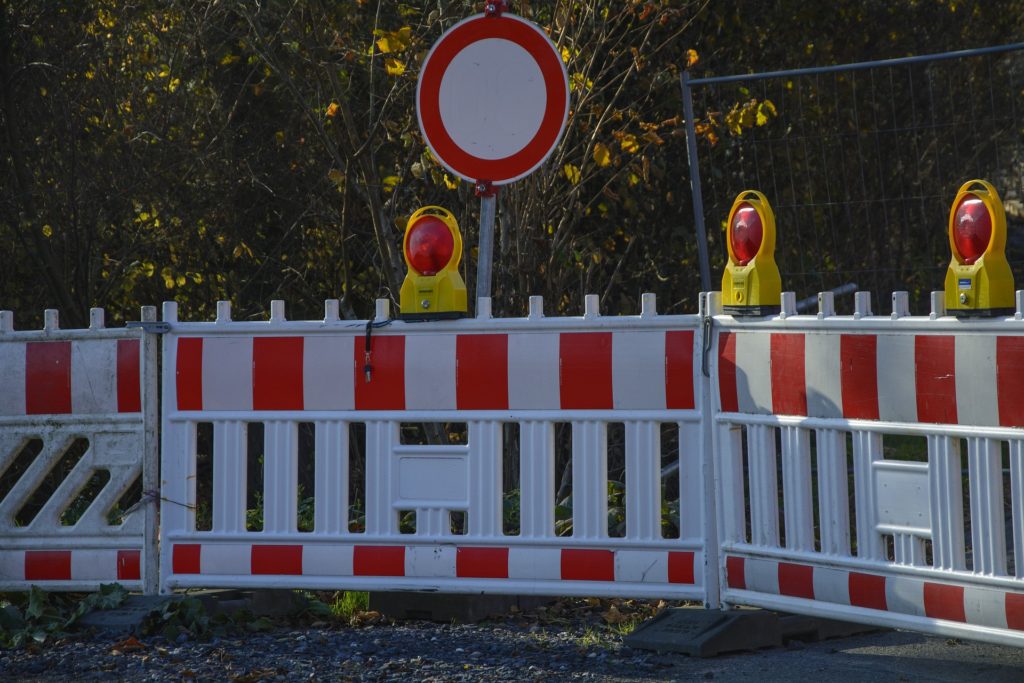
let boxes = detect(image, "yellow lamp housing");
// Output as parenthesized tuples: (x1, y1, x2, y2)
(399, 206, 467, 320)
(721, 190, 782, 316)
(944, 180, 1014, 318)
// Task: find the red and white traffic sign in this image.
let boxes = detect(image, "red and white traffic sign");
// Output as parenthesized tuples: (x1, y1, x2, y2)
(417, 12, 569, 186)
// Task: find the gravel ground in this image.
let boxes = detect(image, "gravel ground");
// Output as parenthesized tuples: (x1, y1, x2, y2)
(4, 598, 1024, 682)
(0, 621, 677, 682)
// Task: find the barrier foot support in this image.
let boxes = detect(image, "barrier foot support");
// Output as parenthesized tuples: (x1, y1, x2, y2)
(624, 606, 883, 658)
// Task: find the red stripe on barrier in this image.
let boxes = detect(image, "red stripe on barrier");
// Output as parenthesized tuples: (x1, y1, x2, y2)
(1006, 593, 1024, 631)
(175, 338, 203, 411)
(915, 336, 957, 424)
(251, 545, 303, 575)
(353, 546, 405, 576)
(923, 582, 966, 622)
(172, 544, 201, 574)
(778, 562, 815, 599)
(665, 331, 695, 410)
(561, 549, 614, 581)
(116, 339, 141, 413)
(456, 547, 509, 579)
(559, 333, 613, 409)
(849, 572, 887, 611)
(725, 556, 745, 589)
(840, 335, 879, 420)
(770, 334, 806, 415)
(718, 333, 738, 413)
(456, 334, 509, 410)
(667, 551, 695, 584)
(354, 336, 405, 410)
(25, 341, 71, 414)
(996, 336, 1024, 427)
(117, 550, 141, 581)
(24, 550, 71, 581)
(253, 337, 304, 410)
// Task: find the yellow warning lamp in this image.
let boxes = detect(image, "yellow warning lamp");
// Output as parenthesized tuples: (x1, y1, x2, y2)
(944, 180, 1014, 317)
(722, 190, 782, 316)
(399, 206, 467, 320)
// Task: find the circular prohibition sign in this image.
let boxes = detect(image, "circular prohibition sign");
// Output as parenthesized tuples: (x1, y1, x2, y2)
(416, 13, 569, 186)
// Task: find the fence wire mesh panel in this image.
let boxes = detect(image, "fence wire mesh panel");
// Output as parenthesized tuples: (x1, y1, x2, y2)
(684, 44, 1024, 313)
(0, 308, 159, 593)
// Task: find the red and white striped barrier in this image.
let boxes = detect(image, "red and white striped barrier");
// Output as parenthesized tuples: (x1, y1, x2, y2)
(172, 330, 695, 413)
(710, 290, 1024, 648)
(725, 555, 1024, 645)
(158, 296, 714, 604)
(719, 330, 1024, 426)
(166, 542, 699, 595)
(0, 549, 141, 584)
(0, 339, 140, 416)
(0, 308, 158, 593)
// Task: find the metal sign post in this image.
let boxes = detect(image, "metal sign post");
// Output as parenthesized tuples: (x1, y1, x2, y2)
(475, 183, 498, 305)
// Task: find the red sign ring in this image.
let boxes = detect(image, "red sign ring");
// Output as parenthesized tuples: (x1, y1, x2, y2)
(417, 14, 569, 185)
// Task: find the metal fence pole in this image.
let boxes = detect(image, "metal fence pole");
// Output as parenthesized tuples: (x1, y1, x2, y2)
(681, 70, 712, 294)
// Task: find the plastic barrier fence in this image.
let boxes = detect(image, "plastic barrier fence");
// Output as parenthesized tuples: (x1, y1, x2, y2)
(158, 295, 716, 603)
(0, 308, 158, 593)
(711, 291, 1024, 647)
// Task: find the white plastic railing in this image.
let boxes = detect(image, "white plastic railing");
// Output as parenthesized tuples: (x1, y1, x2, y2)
(710, 290, 1024, 647)
(158, 295, 716, 604)
(0, 308, 158, 593)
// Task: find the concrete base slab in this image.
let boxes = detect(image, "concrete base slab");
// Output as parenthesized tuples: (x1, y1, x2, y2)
(369, 592, 551, 623)
(77, 594, 181, 636)
(77, 589, 304, 635)
(624, 606, 881, 658)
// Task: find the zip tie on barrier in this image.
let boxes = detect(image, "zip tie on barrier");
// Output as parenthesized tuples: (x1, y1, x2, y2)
(121, 489, 195, 518)
(701, 313, 713, 377)
(364, 317, 393, 382)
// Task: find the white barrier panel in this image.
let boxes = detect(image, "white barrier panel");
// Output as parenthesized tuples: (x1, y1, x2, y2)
(0, 308, 158, 593)
(159, 295, 715, 603)
(711, 291, 1024, 647)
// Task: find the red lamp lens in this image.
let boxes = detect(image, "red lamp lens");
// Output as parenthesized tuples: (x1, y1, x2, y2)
(405, 216, 454, 275)
(952, 195, 991, 265)
(730, 202, 763, 265)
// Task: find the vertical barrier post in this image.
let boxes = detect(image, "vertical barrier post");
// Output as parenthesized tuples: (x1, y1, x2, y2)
(141, 306, 160, 594)
(699, 292, 722, 608)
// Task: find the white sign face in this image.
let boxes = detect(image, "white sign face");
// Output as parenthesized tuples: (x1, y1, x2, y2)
(417, 13, 569, 185)
(438, 38, 547, 161)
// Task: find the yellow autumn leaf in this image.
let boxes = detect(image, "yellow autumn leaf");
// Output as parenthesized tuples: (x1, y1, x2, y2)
(326, 102, 339, 118)
(376, 27, 412, 54)
(570, 73, 592, 93)
(756, 99, 777, 126)
(382, 175, 400, 192)
(563, 163, 581, 184)
(686, 48, 699, 67)
(443, 174, 458, 190)
(593, 143, 612, 167)
(384, 58, 405, 76)
(42, 224, 53, 238)
(620, 133, 639, 153)
(97, 9, 116, 29)
(220, 53, 240, 66)
(561, 46, 571, 64)
(328, 168, 345, 188)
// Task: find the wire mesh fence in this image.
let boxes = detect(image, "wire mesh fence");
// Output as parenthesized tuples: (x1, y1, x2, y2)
(683, 43, 1024, 313)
